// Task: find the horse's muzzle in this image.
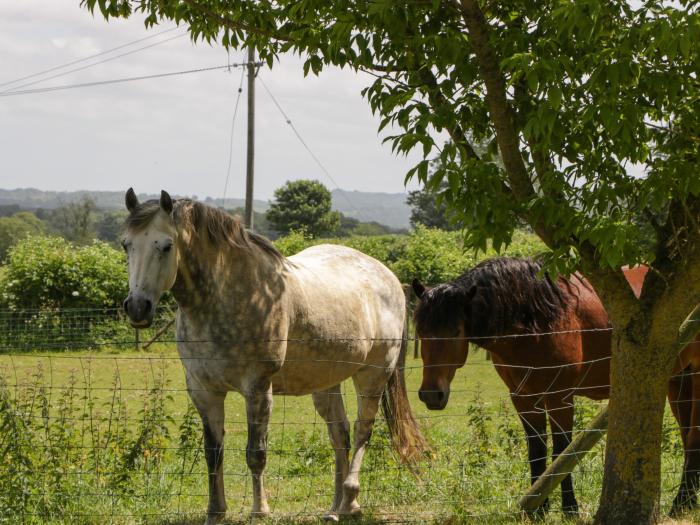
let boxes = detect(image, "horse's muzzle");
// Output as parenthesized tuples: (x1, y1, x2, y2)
(123, 294, 154, 328)
(418, 388, 450, 410)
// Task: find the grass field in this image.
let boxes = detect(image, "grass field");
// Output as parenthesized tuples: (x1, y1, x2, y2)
(0, 344, 698, 525)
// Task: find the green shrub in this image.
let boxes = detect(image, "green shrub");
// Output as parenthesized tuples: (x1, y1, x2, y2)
(391, 226, 471, 284)
(0, 236, 127, 310)
(274, 229, 317, 257)
(274, 227, 547, 285)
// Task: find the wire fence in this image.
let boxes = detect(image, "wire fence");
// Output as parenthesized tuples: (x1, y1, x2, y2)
(0, 307, 696, 524)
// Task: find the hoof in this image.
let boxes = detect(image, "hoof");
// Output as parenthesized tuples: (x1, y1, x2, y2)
(322, 512, 340, 522)
(204, 512, 226, 525)
(338, 504, 362, 519)
(562, 503, 579, 518)
(251, 510, 271, 521)
(670, 493, 697, 517)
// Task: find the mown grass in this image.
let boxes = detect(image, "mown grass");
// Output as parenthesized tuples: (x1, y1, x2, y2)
(0, 344, 697, 525)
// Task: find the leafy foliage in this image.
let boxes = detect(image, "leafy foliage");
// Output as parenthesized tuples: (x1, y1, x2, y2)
(0, 212, 45, 262)
(81, 0, 700, 273)
(275, 227, 546, 285)
(267, 180, 341, 237)
(46, 196, 98, 245)
(407, 181, 460, 231)
(0, 236, 127, 310)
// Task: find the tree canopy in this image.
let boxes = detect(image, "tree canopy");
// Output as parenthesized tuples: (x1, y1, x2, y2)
(84, 0, 699, 275)
(0, 211, 45, 262)
(266, 179, 341, 236)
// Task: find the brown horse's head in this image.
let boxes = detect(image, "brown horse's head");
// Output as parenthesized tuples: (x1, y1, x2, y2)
(412, 278, 476, 410)
(412, 258, 570, 411)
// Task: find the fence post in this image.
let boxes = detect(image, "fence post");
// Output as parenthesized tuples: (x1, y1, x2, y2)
(519, 406, 609, 512)
(135, 328, 140, 351)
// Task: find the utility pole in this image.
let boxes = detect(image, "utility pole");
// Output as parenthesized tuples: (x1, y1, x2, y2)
(244, 46, 256, 230)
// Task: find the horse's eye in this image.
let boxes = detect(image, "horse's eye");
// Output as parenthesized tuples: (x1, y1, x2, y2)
(162, 244, 172, 253)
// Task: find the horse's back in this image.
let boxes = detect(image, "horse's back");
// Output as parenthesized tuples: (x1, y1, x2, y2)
(490, 273, 612, 401)
(288, 244, 404, 321)
(274, 244, 405, 394)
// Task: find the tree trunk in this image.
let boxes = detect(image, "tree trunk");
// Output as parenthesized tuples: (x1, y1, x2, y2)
(594, 335, 675, 525)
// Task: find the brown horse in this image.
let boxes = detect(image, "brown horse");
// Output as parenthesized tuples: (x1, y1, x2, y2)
(412, 257, 700, 516)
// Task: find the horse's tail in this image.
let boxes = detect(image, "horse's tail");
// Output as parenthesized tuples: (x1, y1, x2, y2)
(381, 320, 431, 464)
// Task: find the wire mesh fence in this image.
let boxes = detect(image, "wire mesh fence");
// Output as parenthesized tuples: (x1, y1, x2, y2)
(0, 305, 177, 352)
(0, 307, 695, 524)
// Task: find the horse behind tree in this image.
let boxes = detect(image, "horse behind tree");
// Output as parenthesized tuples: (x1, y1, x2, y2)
(121, 189, 428, 524)
(412, 257, 700, 516)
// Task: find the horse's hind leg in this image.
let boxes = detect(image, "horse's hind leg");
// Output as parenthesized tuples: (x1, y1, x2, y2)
(189, 387, 227, 525)
(338, 367, 387, 516)
(244, 380, 273, 518)
(512, 394, 549, 518)
(670, 366, 699, 515)
(312, 385, 351, 521)
(547, 397, 578, 516)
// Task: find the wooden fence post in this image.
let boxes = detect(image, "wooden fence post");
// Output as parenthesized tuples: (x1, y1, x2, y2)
(519, 406, 609, 512)
(134, 328, 140, 351)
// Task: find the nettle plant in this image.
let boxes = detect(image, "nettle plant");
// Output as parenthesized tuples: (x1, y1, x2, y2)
(84, 1, 699, 523)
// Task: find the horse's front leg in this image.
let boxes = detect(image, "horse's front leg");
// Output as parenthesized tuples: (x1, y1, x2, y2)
(512, 394, 549, 518)
(244, 380, 273, 517)
(189, 387, 227, 525)
(547, 397, 578, 516)
(670, 367, 700, 515)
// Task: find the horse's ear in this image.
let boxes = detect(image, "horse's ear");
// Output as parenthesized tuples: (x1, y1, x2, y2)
(160, 190, 173, 214)
(125, 187, 139, 212)
(412, 278, 426, 299)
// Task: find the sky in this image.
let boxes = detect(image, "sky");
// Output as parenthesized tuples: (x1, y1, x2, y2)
(0, 1, 425, 201)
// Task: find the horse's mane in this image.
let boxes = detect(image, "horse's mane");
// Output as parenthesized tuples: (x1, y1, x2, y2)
(414, 257, 569, 338)
(125, 199, 283, 261)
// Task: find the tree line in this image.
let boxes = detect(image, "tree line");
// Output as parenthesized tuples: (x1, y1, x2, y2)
(0, 178, 452, 263)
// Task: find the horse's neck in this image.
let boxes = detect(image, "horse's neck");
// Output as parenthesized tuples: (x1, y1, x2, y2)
(171, 239, 282, 311)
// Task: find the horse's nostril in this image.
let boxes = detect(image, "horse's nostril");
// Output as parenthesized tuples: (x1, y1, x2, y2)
(144, 299, 153, 312)
(123, 298, 130, 314)
(437, 391, 445, 403)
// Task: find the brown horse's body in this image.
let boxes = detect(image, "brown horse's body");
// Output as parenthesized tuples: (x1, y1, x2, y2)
(413, 258, 700, 516)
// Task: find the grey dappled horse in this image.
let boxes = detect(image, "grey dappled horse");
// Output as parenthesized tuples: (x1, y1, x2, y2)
(121, 189, 428, 524)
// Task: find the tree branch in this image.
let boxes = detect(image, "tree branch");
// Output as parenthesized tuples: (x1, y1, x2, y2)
(456, 0, 560, 247)
(413, 67, 481, 161)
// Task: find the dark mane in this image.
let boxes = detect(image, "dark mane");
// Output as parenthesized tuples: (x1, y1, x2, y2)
(125, 199, 283, 260)
(414, 257, 569, 338)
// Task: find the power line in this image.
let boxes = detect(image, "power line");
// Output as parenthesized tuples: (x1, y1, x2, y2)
(257, 74, 369, 223)
(0, 26, 180, 89)
(2, 31, 188, 94)
(222, 64, 247, 207)
(0, 63, 258, 97)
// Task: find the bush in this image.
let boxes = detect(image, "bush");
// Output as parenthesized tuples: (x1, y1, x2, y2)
(275, 226, 547, 286)
(0, 236, 127, 310)
(391, 226, 470, 284)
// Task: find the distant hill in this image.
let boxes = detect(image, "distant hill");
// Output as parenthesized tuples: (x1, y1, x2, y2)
(331, 189, 411, 229)
(0, 188, 412, 229)
(0, 188, 269, 213)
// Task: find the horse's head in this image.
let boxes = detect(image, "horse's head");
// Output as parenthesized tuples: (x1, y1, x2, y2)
(412, 278, 476, 410)
(121, 188, 178, 328)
